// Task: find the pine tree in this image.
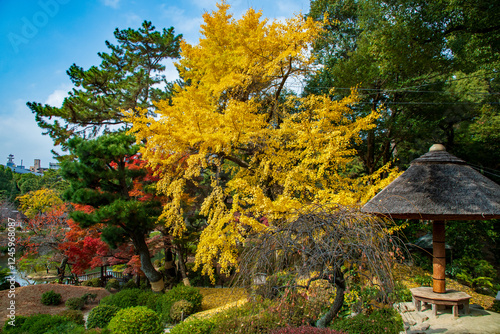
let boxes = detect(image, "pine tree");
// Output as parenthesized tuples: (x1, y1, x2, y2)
(27, 21, 182, 151)
(61, 132, 165, 291)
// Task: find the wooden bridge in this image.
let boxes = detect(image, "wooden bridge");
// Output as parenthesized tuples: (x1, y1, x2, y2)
(78, 270, 127, 282)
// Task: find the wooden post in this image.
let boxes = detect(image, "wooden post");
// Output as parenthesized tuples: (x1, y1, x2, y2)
(432, 220, 446, 293)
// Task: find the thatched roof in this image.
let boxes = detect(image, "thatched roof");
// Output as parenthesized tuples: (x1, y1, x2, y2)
(362, 144, 500, 220)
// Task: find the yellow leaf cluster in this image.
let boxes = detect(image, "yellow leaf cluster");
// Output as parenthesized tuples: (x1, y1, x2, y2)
(17, 189, 63, 219)
(126, 2, 399, 281)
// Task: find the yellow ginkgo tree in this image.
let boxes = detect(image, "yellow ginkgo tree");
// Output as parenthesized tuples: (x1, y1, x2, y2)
(127, 2, 398, 280)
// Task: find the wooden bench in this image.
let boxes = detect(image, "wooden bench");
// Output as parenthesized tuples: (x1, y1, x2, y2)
(410, 287, 471, 318)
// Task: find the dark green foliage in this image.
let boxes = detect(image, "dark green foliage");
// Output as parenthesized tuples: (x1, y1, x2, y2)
(81, 292, 98, 304)
(490, 300, 500, 313)
(330, 308, 403, 334)
(169, 300, 194, 323)
(164, 285, 203, 313)
(105, 278, 120, 291)
(306, 0, 500, 176)
(2, 313, 84, 334)
(66, 297, 85, 310)
(0, 267, 14, 291)
(169, 318, 215, 334)
(58, 309, 85, 325)
(99, 288, 141, 309)
(0, 166, 18, 200)
(271, 327, 346, 334)
(388, 283, 413, 303)
(86, 304, 120, 329)
(454, 256, 497, 293)
(3, 315, 28, 333)
(41, 290, 62, 305)
(107, 306, 163, 334)
(61, 132, 164, 287)
(122, 279, 138, 290)
(158, 285, 203, 324)
(414, 275, 433, 287)
(136, 290, 162, 311)
(82, 278, 101, 287)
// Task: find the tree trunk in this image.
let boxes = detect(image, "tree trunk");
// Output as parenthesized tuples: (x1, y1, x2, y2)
(132, 233, 164, 292)
(163, 235, 177, 279)
(316, 274, 346, 328)
(175, 244, 190, 286)
(58, 256, 68, 283)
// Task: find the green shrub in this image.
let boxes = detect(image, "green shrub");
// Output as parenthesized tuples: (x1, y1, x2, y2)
(170, 318, 215, 334)
(41, 290, 62, 305)
(2, 313, 80, 334)
(271, 327, 346, 334)
(106, 278, 120, 291)
(3, 315, 28, 333)
(159, 285, 202, 323)
(388, 283, 413, 303)
(414, 275, 433, 287)
(136, 290, 162, 311)
(87, 304, 120, 329)
(330, 308, 403, 334)
(170, 300, 194, 323)
(59, 309, 85, 325)
(122, 279, 137, 290)
(107, 306, 163, 334)
(164, 285, 203, 312)
(490, 300, 500, 313)
(82, 277, 101, 287)
(209, 298, 275, 334)
(66, 297, 85, 310)
(81, 292, 98, 304)
(100, 289, 141, 309)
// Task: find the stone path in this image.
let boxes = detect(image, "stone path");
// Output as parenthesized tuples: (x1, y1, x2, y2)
(396, 301, 500, 334)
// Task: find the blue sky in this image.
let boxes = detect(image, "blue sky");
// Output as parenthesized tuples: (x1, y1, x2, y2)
(0, 0, 311, 168)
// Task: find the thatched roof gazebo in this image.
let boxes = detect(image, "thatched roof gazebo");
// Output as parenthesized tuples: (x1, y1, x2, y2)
(362, 144, 500, 311)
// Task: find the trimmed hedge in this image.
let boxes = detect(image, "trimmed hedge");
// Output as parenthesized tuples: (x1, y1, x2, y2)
(170, 318, 214, 334)
(99, 288, 141, 309)
(66, 297, 85, 310)
(41, 290, 62, 306)
(271, 326, 346, 334)
(58, 309, 85, 325)
(2, 313, 85, 334)
(107, 306, 163, 334)
(87, 304, 120, 329)
(170, 300, 194, 323)
(330, 308, 404, 334)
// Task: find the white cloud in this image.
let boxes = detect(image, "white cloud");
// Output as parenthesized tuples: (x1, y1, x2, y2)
(125, 13, 141, 26)
(160, 5, 204, 45)
(0, 99, 61, 167)
(44, 84, 72, 107)
(102, 0, 120, 9)
(277, 0, 306, 17)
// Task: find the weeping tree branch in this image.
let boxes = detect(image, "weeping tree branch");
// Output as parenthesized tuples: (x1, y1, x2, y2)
(237, 203, 405, 328)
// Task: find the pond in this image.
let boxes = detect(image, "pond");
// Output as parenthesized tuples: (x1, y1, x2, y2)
(0, 254, 47, 286)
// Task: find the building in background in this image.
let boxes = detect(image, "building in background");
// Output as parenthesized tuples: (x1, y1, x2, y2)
(4, 154, 59, 175)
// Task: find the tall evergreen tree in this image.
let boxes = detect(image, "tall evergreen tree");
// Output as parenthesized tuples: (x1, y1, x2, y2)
(61, 132, 165, 291)
(27, 21, 182, 151)
(306, 0, 500, 175)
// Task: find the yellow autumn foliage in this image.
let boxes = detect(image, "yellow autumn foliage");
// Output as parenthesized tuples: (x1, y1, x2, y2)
(127, 2, 399, 281)
(17, 188, 63, 219)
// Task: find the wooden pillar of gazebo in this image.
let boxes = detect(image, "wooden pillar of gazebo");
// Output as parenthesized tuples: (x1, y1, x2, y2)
(432, 220, 446, 293)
